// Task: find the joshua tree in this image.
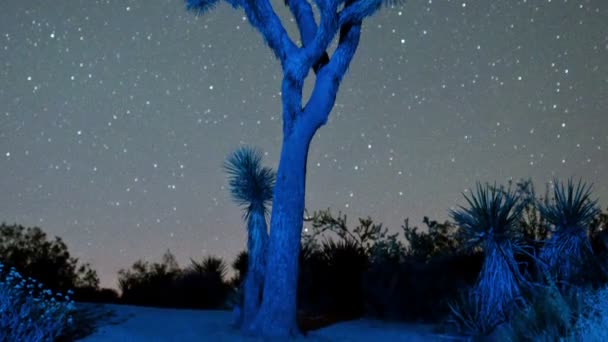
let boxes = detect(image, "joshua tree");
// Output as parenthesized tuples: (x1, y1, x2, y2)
(449, 182, 528, 331)
(538, 178, 600, 286)
(185, 0, 398, 336)
(224, 146, 275, 332)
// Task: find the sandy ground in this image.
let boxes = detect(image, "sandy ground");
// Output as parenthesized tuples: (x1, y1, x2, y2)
(74, 302, 467, 341)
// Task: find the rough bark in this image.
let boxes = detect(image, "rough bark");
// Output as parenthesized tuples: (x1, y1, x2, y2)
(249, 125, 313, 337)
(241, 210, 268, 331)
(186, 0, 372, 338)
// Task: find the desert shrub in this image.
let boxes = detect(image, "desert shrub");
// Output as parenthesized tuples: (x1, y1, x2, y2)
(587, 208, 608, 286)
(402, 217, 460, 261)
(118, 251, 233, 309)
(303, 238, 368, 318)
(447, 288, 506, 336)
(448, 182, 530, 335)
(0, 223, 99, 294)
(299, 209, 391, 319)
(569, 285, 608, 341)
(538, 178, 600, 287)
(0, 263, 75, 342)
(229, 250, 248, 288)
(224, 251, 248, 310)
(300, 209, 481, 322)
(364, 217, 481, 322)
(496, 275, 584, 341)
(118, 250, 180, 307)
(363, 227, 482, 321)
(173, 256, 232, 309)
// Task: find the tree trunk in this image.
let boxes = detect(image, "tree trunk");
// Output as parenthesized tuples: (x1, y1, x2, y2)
(250, 124, 313, 337)
(241, 210, 268, 331)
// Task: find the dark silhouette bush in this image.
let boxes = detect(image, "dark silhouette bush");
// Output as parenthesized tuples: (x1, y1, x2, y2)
(0, 223, 99, 293)
(229, 250, 248, 288)
(118, 250, 181, 307)
(117, 250, 233, 309)
(363, 219, 483, 322)
(299, 209, 483, 323)
(173, 256, 232, 309)
(298, 237, 368, 319)
(586, 207, 608, 287)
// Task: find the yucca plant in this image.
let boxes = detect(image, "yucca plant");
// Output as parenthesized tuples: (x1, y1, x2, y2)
(448, 182, 528, 334)
(190, 256, 228, 279)
(538, 178, 600, 286)
(320, 238, 368, 317)
(175, 256, 231, 309)
(224, 146, 276, 331)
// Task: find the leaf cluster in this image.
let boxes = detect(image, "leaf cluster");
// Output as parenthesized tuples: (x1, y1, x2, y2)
(224, 146, 276, 221)
(539, 178, 600, 230)
(450, 182, 526, 251)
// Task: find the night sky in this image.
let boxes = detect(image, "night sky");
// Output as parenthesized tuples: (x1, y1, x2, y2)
(1, 0, 606, 289)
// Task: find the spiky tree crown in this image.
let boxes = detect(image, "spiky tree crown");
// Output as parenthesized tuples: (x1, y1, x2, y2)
(450, 182, 525, 250)
(538, 178, 600, 230)
(186, 0, 227, 14)
(224, 146, 276, 221)
(190, 256, 228, 279)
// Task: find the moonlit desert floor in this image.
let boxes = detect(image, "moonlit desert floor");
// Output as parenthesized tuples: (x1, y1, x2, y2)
(74, 302, 467, 341)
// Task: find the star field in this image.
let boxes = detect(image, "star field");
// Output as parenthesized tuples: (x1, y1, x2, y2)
(1, 0, 607, 289)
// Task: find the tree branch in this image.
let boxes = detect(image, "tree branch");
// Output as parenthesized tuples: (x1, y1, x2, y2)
(281, 76, 303, 136)
(283, 0, 330, 73)
(240, 0, 298, 64)
(295, 0, 340, 77)
(338, 0, 382, 26)
(298, 19, 362, 138)
(325, 20, 362, 81)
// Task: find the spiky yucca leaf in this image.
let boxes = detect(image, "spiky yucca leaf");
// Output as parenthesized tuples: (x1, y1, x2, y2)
(450, 182, 525, 250)
(190, 256, 228, 280)
(224, 146, 276, 221)
(319, 238, 367, 268)
(539, 178, 600, 283)
(185, 0, 222, 14)
(449, 183, 528, 331)
(539, 178, 600, 230)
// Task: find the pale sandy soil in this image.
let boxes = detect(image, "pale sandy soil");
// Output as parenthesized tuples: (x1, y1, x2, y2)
(74, 302, 467, 341)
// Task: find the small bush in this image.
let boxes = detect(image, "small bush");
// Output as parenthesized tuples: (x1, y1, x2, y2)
(173, 256, 232, 309)
(569, 285, 608, 341)
(498, 282, 582, 341)
(447, 288, 506, 336)
(0, 263, 75, 342)
(117, 250, 180, 307)
(118, 250, 233, 309)
(0, 223, 99, 293)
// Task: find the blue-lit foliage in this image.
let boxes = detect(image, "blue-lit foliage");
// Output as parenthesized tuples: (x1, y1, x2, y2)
(570, 285, 608, 340)
(185, 0, 223, 14)
(0, 263, 75, 342)
(539, 178, 599, 229)
(539, 178, 600, 284)
(449, 182, 528, 335)
(187, 0, 241, 13)
(224, 146, 276, 222)
(450, 182, 526, 250)
(224, 146, 275, 332)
